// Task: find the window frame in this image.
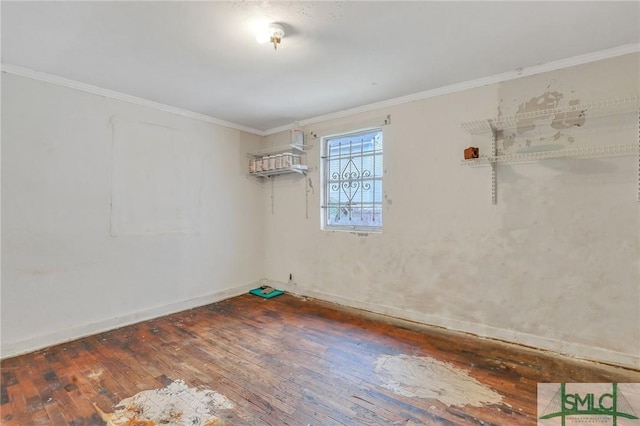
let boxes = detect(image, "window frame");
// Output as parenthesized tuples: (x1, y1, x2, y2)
(320, 127, 383, 233)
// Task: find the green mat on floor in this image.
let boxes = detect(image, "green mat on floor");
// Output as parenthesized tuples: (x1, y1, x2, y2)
(250, 286, 284, 299)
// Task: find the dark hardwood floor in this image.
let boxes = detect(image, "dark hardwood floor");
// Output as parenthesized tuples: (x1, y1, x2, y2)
(1, 293, 637, 425)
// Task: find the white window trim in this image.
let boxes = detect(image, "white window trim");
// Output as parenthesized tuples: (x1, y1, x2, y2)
(320, 127, 383, 233)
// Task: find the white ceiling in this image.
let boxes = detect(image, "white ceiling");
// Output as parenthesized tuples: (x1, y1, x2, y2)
(2, 1, 639, 134)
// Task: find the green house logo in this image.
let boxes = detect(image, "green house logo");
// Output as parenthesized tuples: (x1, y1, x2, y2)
(539, 383, 639, 425)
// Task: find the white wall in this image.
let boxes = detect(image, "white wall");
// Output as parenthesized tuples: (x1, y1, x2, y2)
(262, 53, 640, 369)
(1, 73, 265, 357)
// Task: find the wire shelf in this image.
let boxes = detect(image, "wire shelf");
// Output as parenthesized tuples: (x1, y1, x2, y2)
(250, 165, 308, 177)
(248, 144, 307, 158)
(461, 144, 639, 166)
(461, 96, 639, 134)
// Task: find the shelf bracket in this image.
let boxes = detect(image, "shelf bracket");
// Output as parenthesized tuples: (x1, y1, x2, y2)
(490, 121, 497, 205)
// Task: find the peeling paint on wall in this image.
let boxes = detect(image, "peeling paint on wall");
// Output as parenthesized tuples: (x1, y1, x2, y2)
(553, 103, 585, 129)
(374, 354, 503, 407)
(499, 91, 585, 153)
(515, 91, 564, 134)
(93, 380, 234, 425)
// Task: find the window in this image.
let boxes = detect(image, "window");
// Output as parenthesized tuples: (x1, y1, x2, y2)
(322, 128, 383, 231)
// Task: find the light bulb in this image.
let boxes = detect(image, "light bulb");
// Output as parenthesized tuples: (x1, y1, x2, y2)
(255, 28, 271, 44)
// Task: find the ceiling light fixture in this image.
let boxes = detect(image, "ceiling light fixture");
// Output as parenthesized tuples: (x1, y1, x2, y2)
(256, 23, 285, 50)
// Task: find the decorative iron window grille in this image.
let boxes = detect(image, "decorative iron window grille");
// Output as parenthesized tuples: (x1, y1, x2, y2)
(322, 129, 383, 231)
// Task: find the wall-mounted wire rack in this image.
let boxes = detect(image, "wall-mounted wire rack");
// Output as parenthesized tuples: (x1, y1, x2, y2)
(250, 164, 308, 178)
(247, 144, 308, 178)
(461, 144, 639, 166)
(248, 143, 307, 158)
(460, 96, 640, 204)
(461, 96, 639, 134)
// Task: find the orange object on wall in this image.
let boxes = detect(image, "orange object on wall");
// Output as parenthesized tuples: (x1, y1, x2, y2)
(464, 147, 479, 159)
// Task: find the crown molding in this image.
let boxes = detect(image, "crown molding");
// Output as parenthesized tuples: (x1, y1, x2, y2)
(0, 64, 265, 136)
(263, 43, 640, 136)
(3, 43, 638, 138)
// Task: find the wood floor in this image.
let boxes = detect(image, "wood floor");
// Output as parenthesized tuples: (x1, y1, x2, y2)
(1, 293, 638, 425)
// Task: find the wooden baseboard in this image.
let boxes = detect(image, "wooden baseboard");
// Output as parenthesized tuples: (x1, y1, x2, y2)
(4, 279, 637, 370)
(0, 282, 258, 359)
(281, 284, 639, 370)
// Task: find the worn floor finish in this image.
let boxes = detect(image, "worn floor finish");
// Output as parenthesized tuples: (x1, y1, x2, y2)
(1, 294, 638, 425)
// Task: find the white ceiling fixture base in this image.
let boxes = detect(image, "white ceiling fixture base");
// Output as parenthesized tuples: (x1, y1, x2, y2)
(256, 23, 285, 50)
